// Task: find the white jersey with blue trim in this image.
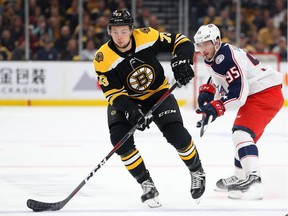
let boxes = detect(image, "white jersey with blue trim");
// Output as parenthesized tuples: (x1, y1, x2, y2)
(204, 43, 283, 110)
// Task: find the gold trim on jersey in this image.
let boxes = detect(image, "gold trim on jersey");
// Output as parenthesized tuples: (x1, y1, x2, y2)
(94, 28, 191, 73)
(93, 43, 124, 73)
(107, 78, 169, 105)
(94, 27, 159, 73)
(104, 87, 128, 104)
(134, 27, 159, 53)
(129, 78, 169, 101)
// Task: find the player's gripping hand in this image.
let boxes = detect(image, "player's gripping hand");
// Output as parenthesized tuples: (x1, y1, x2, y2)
(171, 56, 194, 86)
(198, 84, 216, 107)
(196, 100, 225, 124)
(125, 109, 153, 131)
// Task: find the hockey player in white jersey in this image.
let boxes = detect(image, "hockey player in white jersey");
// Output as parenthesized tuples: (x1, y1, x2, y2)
(193, 24, 284, 200)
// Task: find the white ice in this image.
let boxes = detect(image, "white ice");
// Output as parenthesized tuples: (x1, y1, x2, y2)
(0, 106, 287, 216)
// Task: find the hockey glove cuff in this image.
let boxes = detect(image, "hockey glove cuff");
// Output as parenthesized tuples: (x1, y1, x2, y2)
(198, 84, 216, 107)
(171, 56, 194, 86)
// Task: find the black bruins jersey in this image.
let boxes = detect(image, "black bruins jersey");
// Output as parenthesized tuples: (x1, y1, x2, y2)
(93, 27, 194, 113)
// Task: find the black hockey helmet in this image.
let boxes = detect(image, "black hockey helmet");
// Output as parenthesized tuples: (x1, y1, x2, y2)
(107, 10, 134, 33)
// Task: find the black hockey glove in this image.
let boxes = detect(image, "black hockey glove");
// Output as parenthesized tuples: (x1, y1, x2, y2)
(198, 84, 216, 107)
(196, 100, 225, 124)
(171, 56, 194, 86)
(125, 109, 153, 131)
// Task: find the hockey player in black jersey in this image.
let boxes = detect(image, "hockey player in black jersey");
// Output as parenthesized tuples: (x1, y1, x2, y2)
(93, 10, 205, 207)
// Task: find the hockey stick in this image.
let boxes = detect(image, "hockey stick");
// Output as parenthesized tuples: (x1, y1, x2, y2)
(26, 82, 179, 212)
(200, 114, 212, 137)
(198, 77, 214, 137)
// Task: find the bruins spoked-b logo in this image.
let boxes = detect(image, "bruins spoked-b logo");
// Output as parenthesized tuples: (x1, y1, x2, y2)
(127, 65, 155, 92)
(95, 52, 104, 62)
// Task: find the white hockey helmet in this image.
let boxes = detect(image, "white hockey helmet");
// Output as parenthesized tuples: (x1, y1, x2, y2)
(194, 24, 221, 52)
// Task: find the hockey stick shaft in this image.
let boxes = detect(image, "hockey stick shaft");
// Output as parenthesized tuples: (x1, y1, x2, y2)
(200, 114, 212, 137)
(200, 114, 206, 137)
(27, 82, 179, 212)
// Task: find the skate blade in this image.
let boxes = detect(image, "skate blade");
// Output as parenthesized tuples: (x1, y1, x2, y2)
(144, 196, 162, 208)
(228, 189, 243, 199)
(195, 197, 202, 205)
(228, 184, 263, 200)
(214, 187, 228, 192)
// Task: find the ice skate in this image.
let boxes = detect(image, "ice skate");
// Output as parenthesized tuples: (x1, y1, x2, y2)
(215, 175, 239, 192)
(190, 167, 206, 204)
(141, 177, 162, 208)
(228, 173, 263, 200)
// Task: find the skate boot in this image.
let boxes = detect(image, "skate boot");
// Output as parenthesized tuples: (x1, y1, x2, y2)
(141, 177, 162, 208)
(228, 172, 263, 200)
(215, 176, 239, 192)
(190, 167, 206, 204)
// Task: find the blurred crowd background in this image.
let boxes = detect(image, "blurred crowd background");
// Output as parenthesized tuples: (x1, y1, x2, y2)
(0, 0, 287, 61)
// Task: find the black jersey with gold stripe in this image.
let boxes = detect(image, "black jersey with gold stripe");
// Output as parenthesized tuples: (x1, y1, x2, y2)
(93, 27, 194, 113)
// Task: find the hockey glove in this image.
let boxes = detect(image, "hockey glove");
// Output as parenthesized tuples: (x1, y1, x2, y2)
(125, 109, 153, 131)
(196, 100, 225, 125)
(198, 84, 216, 107)
(171, 56, 194, 86)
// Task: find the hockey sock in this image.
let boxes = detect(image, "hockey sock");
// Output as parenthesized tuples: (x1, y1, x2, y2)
(233, 130, 260, 176)
(121, 148, 150, 183)
(177, 140, 201, 171)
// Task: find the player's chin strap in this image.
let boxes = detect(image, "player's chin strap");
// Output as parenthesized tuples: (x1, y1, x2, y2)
(26, 81, 180, 212)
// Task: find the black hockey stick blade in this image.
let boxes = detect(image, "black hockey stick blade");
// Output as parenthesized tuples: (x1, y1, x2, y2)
(27, 179, 86, 211)
(27, 199, 65, 212)
(200, 114, 212, 137)
(26, 82, 179, 212)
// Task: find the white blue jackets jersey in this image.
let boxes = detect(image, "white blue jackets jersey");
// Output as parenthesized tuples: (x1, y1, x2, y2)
(205, 43, 283, 110)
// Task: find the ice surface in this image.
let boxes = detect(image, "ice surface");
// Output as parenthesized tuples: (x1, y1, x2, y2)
(0, 106, 287, 215)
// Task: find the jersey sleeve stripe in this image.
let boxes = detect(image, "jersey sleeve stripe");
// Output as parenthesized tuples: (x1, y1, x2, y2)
(135, 41, 157, 53)
(172, 34, 190, 54)
(104, 87, 125, 97)
(105, 87, 128, 105)
(108, 91, 128, 105)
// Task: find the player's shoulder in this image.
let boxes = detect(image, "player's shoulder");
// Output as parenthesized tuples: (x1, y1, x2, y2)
(214, 43, 235, 64)
(220, 43, 245, 57)
(218, 43, 233, 56)
(133, 27, 159, 47)
(93, 41, 121, 73)
(210, 44, 237, 74)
